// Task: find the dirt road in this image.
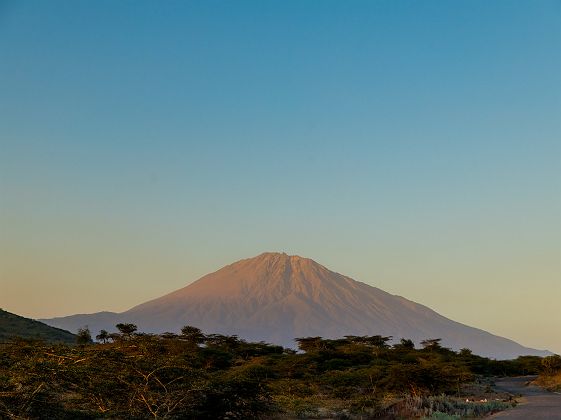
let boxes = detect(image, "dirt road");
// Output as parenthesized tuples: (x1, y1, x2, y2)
(490, 376, 561, 419)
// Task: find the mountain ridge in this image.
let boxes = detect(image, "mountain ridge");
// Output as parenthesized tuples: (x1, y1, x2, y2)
(42, 252, 551, 359)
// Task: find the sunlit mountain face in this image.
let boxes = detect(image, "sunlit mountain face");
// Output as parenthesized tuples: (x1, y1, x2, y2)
(43, 252, 550, 359)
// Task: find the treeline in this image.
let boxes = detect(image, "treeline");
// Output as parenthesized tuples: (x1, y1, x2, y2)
(0, 325, 547, 419)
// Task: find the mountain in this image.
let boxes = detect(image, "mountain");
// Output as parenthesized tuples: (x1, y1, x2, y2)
(0, 309, 76, 344)
(42, 252, 550, 359)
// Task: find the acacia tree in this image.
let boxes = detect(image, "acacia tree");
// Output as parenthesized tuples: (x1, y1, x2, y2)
(115, 323, 137, 339)
(76, 327, 92, 345)
(396, 338, 415, 349)
(295, 336, 327, 353)
(420, 338, 443, 351)
(348, 335, 392, 348)
(180, 325, 205, 344)
(459, 348, 473, 357)
(96, 329, 109, 343)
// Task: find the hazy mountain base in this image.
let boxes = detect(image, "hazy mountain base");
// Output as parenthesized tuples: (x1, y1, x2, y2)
(0, 331, 538, 419)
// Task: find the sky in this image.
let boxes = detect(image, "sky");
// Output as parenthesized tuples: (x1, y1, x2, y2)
(1, 1, 560, 354)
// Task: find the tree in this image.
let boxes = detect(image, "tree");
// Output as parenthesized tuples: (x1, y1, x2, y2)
(96, 329, 109, 343)
(542, 355, 561, 375)
(205, 334, 243, 352)
(420, 338, 442, 351)
(115, 323, 137, 339)
(459, 348, 473, 357)
(345, 335, 392, 348)
(394, 338, 415, 350)
(76, 327, 92, 345)
(180, 325, 205, 344)
(295, 337, 327, 353)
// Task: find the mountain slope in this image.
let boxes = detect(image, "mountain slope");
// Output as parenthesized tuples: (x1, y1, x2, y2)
(0, 309, 76, 344)
(42, 252, 550, 359)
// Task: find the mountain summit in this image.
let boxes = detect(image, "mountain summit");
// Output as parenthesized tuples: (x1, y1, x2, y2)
(43, 252, 549, 359)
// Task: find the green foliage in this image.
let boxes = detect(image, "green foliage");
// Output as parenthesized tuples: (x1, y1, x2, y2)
(0, 309, 76, 344)
(417, 395, 514, 418)
(535, 354, 561, 391)
(115, 322, 138, 338)
(541, 354, 561, 375)
(180, 325, 205, 344)
(76, 327, 92, 345)
(421, 338, 444, 350)
(0, 328, 541, 419)
(423, 412, 461, 420)
(95, 329, 109, 343)
(394, 338, 415, 350)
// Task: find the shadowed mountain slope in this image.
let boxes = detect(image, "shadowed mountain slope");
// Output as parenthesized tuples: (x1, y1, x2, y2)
(43, 252, 550, 359)
(1, 309, 76, 344)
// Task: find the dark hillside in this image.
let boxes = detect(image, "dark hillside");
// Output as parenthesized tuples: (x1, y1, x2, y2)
(0, 309, 75, 344)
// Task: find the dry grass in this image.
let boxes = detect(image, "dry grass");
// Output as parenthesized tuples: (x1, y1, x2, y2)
(534, 371, 561, 391)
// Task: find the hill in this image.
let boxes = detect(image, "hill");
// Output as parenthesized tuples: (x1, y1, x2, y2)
(43, 252, 550, 359)
(0, 309, 76, 344)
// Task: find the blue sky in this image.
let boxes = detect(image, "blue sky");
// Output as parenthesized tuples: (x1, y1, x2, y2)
(1, 1, 560, 352)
